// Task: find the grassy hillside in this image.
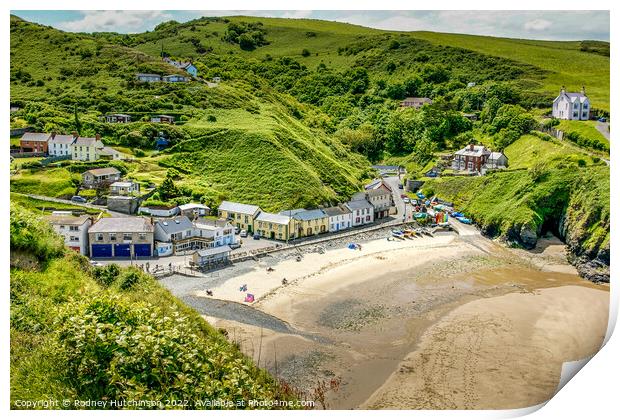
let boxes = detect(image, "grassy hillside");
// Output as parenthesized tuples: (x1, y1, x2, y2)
(424, 134, 609, 281)
(116, 16, 609, 110)
(10, 16, 370, 209)
(10, 203, 298, 408)
(411, 31, 610, 110)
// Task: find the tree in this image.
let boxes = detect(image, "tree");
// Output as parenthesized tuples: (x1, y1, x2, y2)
(159, 176, 178, 201)
(74, 104, 82, 135)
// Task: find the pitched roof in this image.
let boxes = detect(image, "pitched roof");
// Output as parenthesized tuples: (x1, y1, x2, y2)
(292, 209, 327, 221)
(488, 152, 507, 160)
(50, 134, 75, 144)
(256, 211, 291, 225)
(155, 216, 193, 234)
(323, 205, 351, 217)
(279, 208, 306, 217)
(73, 137, 103, 147)
(195, 245, 232, 257)
(367, 186, 391, 197)
(345, 199, 373, 210)
(110, 181, 136, 188)
(454, 145, 491, 157)
(178, 203, 210, 211)
(218, 201, 261, 215)
(136, 73, 161, 77)
(83, 167, 120, 177)
(194, 217, 230, 229)
(402, 97, 432, 103)
(98, 147, 119, 156)
(20, 132, 51, 142)
(89, 217, 153, 233)
(47, 214, 91, 226)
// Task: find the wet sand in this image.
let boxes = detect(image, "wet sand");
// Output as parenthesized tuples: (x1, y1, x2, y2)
(171, 228, 609, 409)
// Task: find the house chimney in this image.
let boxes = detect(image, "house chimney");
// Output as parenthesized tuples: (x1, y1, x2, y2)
(51, 131, 57, 139)
(469, 144, 475, 151)
(71, 131, 78, 138)
(581, 86, 586, 95)
(560, 86, 566, 95)
(95, 134, 101, 141)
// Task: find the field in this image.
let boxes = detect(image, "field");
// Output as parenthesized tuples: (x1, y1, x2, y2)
(412, 31, 610, 110)
(503, 134, 599, 169)
(10, 193, 108, 216)
(556, 119, 609, 147)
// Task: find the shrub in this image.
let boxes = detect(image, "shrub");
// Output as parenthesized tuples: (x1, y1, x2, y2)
(54, 295, 284, 406)
(10, 204, 65, 263)
(301, 49, 311, 57)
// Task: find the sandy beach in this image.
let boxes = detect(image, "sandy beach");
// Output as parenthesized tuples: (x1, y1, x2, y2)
(160, 226, 610, 410)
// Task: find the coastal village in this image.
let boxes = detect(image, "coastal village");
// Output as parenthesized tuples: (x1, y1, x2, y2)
(8, 11, 612, 412)
(10, 84, 600, 275)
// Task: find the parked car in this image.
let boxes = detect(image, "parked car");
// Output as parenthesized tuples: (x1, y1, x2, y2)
(398, 183, 403, 189)
(230, 242, 241, 250)
(89, 260, 103, 267)
(598, 117, 607, 123)
(240, 229, 248, 237)
(71, 196, 87, 203)
(403, 197, 410, 203)
(234, 227, 241, 234)
(253, 233, 261, 240)
(400, 194, 407, 199)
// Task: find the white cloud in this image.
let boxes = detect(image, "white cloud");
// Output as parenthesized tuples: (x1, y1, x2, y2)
(58, 10, 172, 33)
(524, 19, 553, 31)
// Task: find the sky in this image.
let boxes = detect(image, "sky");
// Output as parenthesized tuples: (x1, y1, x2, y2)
(11, 10, 610, 41)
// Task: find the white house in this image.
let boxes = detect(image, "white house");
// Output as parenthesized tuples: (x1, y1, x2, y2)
(47, 213, 92, 256)
(552, 86, 590, 121)
(110, 180, 140, 196)
(193, 218, 236, 248)
(48, 134, 76, 157)
(154, 216, 235, 254)
(138, 205, 180, 217)
(345, 199, 374, 227)
(178, 203, 211, 219)
(324, 205, 353, 232)
(71, 135, 105, 161)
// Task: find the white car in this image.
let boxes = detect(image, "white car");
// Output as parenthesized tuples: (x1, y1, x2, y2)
(403, 197, 411, 204)
(240, 229, 248, 237)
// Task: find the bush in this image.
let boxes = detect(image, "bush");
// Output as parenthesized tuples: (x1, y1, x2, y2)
(54, 295, 284, 406)
(92, 264, 121, 287)
(10, 203, 65, 263)
(301, 49, 311, 57)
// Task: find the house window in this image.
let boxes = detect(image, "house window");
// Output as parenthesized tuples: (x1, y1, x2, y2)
(69, 236, 79, 242)
(59, 225, 65, 230)
(109, 233, 117, 241)
(96, 233, 104, 241)
(123, 233, 132, 241)
(69, 226, 78, 231)
(139, 233, 147, 240)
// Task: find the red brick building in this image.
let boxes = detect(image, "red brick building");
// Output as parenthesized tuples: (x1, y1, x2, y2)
(20, 132, 52, 153)
(452, 144, 491, 172)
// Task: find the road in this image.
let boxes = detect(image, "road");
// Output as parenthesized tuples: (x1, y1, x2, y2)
(23, 194, 126, 217)
(382, 175, 413, 222)
(596, 122, 610, 141)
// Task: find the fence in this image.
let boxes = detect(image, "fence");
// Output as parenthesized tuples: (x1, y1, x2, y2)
(40, 154, 71, 166)
(538, 125, 564, 140)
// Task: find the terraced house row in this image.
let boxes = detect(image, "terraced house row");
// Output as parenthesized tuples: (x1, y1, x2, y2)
(217, 181, 395, 241)
(17, 131, 122, 161)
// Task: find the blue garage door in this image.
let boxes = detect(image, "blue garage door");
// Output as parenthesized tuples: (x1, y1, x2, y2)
(114, 244, 131, 258)
(91, 244, 112, 258)
(134, 244, 152, 257)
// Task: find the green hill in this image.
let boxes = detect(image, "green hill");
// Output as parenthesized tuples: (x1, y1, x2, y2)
(10, 16, 371, 209)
